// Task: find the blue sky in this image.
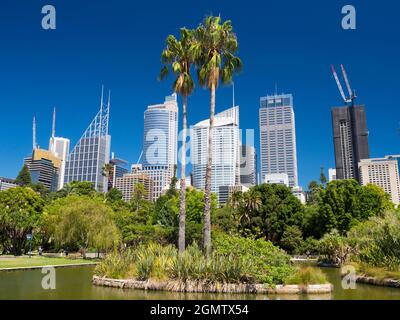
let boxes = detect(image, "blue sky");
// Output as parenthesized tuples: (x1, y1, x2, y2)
(0, 0, 399, 189)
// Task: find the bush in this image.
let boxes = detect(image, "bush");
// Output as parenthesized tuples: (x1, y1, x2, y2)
(213, 233, 293, 284)
(94, 249, 135, 279)
(280, 226, 303, 254)
(348, 212, 400, 270)
(285, 266, 328, 285)
(122, 224, 174, 246)
(318, 230, 353, 265)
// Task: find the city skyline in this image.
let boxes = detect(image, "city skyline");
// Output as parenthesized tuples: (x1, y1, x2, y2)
(0, 0, 399, 190)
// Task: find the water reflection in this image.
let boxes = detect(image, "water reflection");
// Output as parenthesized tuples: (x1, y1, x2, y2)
(0, 266, 399, 300)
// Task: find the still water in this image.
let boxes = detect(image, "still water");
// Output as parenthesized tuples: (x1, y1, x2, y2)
(1, 266, 400, 300)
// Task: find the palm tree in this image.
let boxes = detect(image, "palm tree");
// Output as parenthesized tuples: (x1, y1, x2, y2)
(159, 28, 195, 254)
(193, 16, 242, 254)
(240, 190, 262, 224)
(228, 191, 243, 210)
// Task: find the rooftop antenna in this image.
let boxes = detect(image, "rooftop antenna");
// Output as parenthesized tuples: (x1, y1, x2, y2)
(32, 116, 37, 151)
(52, 107, 56, 138)
(137, 150, 143, 164)
(274, 82, 278, 96)
(232, 81, 235, 107)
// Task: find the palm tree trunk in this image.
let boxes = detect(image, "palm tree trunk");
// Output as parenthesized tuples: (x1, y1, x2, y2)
(203, 83, 215, 255)
(178, 95, 187, 254)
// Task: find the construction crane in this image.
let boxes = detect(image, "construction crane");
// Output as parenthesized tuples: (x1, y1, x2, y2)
(331, 64, 356, 106)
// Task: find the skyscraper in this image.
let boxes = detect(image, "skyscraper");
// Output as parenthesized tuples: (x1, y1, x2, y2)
(64, 89, 111, 192)
(240, 145, 257, 187)
(331, 105, 369, 182)
(191, 106, 240, 202)
(141, 93, 178, 200)
(49, 108, 70, 190)
(259, 93, 298, 188)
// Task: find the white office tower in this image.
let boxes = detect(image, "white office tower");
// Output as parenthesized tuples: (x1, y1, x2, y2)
(49, 108, 70, 190)
(142, 93, 178, 201)
(191, 106, 240, 202)
(359, 157, 400, 205)
(328, 168, 337, 182)
(64, 89, 111, 192)
(259, 93, 298, 188)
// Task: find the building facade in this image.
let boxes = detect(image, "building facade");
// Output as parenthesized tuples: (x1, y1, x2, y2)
(0, 177, 16, 191)
(108, 154, 129, 189)
(359, 157, 400, 205)
(259, 93, 298, 188)
(49, 137, 70, 190)
(142, 94, 178, 201)
(114, 172, 153, 202)
(331, 105, 369, 182)
(64, 90, 111, 192)
(240, 145, 257, 187)
(264, 173, 289, 187)
(191, 106, 240, 202)
(24, 148, 60, 192)
(218, 184, 249, 206)
(328, 168, 337, 182)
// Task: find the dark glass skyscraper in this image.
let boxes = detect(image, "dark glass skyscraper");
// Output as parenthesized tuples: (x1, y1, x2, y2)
(331, 105, 369, 182)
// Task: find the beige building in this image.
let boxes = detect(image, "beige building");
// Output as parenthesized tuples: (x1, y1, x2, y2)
(359, 157, 400, 205)
(114, 172, 153, 203)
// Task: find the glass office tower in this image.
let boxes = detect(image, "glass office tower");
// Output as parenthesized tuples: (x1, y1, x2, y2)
(259, 93, 298, 188)
(64, 89, 111, 192)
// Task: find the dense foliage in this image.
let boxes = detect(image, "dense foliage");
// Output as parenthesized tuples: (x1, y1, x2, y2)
(95, 236, 294, 285)
(0, 187, 44, 255)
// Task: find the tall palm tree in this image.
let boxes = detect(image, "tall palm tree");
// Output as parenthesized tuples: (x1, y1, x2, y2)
(193, 16, 242, 254)
(159, 28, 195, 254)
(240, 190, 262, 224)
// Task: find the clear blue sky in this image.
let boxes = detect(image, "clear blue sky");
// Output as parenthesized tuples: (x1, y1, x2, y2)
(0, 0, 399, 189)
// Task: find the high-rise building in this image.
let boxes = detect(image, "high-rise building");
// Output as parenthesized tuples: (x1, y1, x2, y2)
(191, 106, 240, 202)
(0, 177, 16, 191)
(24, 148, 61, 191)
(114, 172, 153, 202)
(331, 105, 369, 182)
(141, 93, 178, 200)
(64, 89, 111, 192)
(240, 145, 257, 187)
(328, 168, 337, 182)
(259, 93, 298, 188)
(48, 108, 70, 190)
(49, 137, 69, 190)
(359, 157, 400, 205)
(108, 153, 129, 189)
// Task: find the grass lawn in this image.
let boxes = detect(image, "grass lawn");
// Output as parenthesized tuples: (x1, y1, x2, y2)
(0, 256, 97, 269)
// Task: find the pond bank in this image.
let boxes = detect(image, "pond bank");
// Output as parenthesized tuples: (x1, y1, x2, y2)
(92, 276, 333, 294)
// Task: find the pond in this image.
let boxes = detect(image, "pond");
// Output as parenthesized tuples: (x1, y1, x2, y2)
(1, 265, 400, 300)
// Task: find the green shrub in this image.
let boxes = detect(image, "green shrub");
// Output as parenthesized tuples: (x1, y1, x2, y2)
(349, 212, 400, 270)
(213, 232, 293, 284)
(94, 249, 135, 279)
(285, 266, 328, 285)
